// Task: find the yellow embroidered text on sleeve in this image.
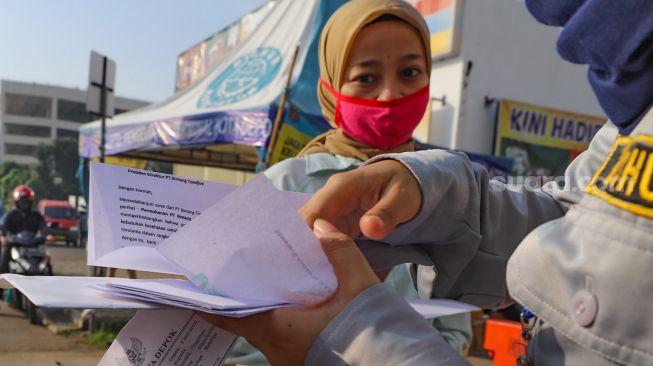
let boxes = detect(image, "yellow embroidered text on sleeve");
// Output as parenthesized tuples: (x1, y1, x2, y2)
(586, 134, 653, 219)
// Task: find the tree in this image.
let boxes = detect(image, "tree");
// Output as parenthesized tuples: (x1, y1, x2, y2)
(0, 138, 81, 207)
(31, 138, 81, 201)
(0, 161, 38, 208)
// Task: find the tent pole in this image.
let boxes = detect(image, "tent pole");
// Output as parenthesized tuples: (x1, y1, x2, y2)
(100, 56, 107, 164)
(265, 45, 300, 166)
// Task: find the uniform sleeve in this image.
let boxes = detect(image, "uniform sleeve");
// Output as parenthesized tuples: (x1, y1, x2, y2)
(360, 123, 617, 308)
(361, 149, 563, 308)
(304, 123, 617, 365)
(305, 284, 470, 366)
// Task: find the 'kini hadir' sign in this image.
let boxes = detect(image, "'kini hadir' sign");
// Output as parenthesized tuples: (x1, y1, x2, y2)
(494, 99, 606, 177)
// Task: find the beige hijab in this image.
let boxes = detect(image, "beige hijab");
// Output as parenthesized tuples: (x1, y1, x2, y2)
(298, 0, 432, 160)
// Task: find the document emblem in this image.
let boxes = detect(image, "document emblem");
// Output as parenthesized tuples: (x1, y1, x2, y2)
(124, 337, 146, 366)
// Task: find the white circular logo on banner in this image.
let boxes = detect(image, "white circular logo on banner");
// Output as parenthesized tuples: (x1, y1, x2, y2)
(198, 47, 282, 108)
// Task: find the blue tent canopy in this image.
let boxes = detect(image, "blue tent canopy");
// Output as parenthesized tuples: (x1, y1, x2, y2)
(79, 0, 344, 171)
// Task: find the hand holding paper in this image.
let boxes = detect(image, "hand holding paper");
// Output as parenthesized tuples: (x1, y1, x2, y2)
(198, 219, 381, 366)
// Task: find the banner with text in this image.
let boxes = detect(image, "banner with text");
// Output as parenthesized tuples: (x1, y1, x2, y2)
(175, 2, 275, 91)
(494, 99, 606, 177)
(407, 0, 462, 60)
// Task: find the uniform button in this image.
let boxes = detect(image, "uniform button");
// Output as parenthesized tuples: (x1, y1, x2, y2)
(570, 290, 598, 327)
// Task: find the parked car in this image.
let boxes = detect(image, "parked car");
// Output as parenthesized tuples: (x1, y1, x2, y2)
(37, 200, 79, 246)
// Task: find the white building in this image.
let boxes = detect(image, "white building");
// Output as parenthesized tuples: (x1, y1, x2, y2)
(423, 0, 605, 154)
(0, 80, 148, 165)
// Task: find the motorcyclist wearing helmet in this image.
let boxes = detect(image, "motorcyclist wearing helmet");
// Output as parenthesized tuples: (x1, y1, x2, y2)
(0, 185, 47, 273)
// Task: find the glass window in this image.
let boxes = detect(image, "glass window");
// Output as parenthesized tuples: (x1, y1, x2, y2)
(44, 207, 76, 219)
(57, 99, 94, 123)
(56, 128, 78, 140)
(4, 123, 51, 138)
(4, 93, 52, 118)
(5, 143, 37, 156)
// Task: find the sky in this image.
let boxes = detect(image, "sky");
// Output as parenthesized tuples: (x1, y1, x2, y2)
(0, 0, 267, 103)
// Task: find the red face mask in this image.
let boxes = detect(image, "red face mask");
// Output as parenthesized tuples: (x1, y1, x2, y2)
(321, 79, 430, 150)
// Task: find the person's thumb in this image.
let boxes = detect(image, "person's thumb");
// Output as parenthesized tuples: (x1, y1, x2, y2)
(313, 219, 379, 296)
(359, 183, 420, 240)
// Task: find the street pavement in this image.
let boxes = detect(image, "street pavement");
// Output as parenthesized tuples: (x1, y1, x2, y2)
(0, 243, 185, 366)
(0, 302, 105, 365)
(0, 243, 104, 365)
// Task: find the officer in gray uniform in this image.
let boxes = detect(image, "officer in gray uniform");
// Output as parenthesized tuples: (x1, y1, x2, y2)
(200, 0, 653, 364)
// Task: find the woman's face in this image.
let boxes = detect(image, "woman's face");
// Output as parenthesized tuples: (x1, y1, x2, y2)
(340, 20, 429, 100)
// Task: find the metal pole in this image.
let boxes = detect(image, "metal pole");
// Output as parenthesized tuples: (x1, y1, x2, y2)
(99, 56, 107, 163)
(265, 45, 300, 165)
(96, 56, 108, 277)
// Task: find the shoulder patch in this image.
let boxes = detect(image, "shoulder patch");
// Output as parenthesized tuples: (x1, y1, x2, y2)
(586, 134, 653, 218)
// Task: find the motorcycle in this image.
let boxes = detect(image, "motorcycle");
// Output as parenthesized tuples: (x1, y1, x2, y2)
(4, 230, 54, 324)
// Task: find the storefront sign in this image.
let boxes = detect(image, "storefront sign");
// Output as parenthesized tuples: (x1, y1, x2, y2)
(494, 99, 606, 176)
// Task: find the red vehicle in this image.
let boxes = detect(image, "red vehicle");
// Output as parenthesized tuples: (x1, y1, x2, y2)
(37, 200, 79, 246)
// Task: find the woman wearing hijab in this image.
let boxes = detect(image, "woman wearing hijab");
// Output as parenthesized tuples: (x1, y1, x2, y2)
(223, 0, 472, 364)
(266, 0, 432, 192)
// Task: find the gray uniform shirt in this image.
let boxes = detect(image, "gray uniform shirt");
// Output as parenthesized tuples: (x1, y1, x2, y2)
(305, 115, 653, 365)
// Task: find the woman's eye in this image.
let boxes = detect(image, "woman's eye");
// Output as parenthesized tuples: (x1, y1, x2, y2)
(401, 68, 421, 78)
(355, 74, 375, 84)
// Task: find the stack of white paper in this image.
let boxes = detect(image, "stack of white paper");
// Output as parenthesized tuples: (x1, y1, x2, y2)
(0, 163, 482, 317)
(0, 274, 159, 310)
(0, 273, 479, 320)
(96, 278, 290, 317)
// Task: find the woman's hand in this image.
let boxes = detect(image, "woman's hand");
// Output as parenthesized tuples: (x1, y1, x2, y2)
(198, 219, 380, 366)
